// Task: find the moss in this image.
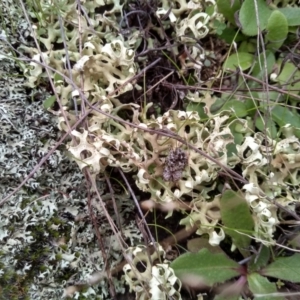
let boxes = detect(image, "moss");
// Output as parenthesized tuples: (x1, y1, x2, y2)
(0, 269, 31, 300)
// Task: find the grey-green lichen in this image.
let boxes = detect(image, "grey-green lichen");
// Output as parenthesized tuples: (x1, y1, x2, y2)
(123, 243, 182, 299)
(3, 0, 300, 299)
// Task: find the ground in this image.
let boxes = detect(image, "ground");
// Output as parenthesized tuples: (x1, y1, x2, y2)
(2, 0, 300, 300)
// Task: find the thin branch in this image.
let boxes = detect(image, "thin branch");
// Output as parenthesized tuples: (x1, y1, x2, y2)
(118, 168, 155, 245)
(104, 173, 122, 232)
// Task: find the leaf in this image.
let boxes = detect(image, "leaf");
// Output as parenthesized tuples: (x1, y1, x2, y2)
(186, 102, 207, 119)
(205, 5, 215, 17)
(239, 0, 272, 36)
(229, 119, 249, 147)
(187, 237, 223, 254)
(214, 278, 245, 300)
(266, 10, 288, 50)
(271, 105, 300, 139)
(220, 190, 254, 249)
(218, 27, 246, 44)
(244, 98, 256, 117)
(54, 72, 63, 82)
(227, 142, 238, 158)
(255, 91, 281, 102)
(43, 95, 56, 109)
(278, 7, 300, 26)
(210, 99, 248, 117)
(214, 294, 240, 300)
(255, 115, 277, 139)
(248, 272, 283, 300)
(248, 246, 270, 272)
(223, 52, 254, 71)
(252, 50, 276, 79)
(216, 0, 241, 25)
(275, 61, 300, 100)
(262, 254, 300, 282)
(276, 62, 299, 85)
(232, 130, 243, 144)
(210, 98, 227, 114)
(239, 41, 256, 53)
(213, 19, 227, 35)
(170, 248, 240, 287)
(221, 100, 248, 117)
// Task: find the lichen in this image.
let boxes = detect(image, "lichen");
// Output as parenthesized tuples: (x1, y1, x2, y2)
(123, 243, 182, 299)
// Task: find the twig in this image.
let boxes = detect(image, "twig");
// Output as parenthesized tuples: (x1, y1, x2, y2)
(85, 170, 116, 299)
(105, 173, 122, 232)
(118, 168, 155, 245)
(58, 14, 77, 116)
(162, 80, 300, 101)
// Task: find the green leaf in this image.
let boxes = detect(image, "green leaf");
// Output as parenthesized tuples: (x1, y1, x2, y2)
(54, 73, 63, 82)
(186, 102, 207, 119)
(213, 19, 227, 35)
(227, 142, 238, 157)
(239, 41, 256, 53)
(262, 254, 300, 282)
(223, 52, 254, 71)
(278, 7, 300, 26)
(220, 190, 254, 249)
(228, 119, 250, 153)
(252, 50, 276, 79)
(239, 0, 272, 36)
(218, 27, 246, 44)
(256, 91, 281, 102)
(248, 246, 270, 272)
(187, 237, 223, 254)
(216, 0, 241, 25)
(232, 122, 245, 135)
(43, 96, 56, 109)
(271, 105, 300, 138)
(248, 273, 283, 300)
(275, 62, 300, 100)
(214, 294, 240, 300)
(211, 99, 248, 117)
(276, 62, 299, 85)
(233, 131, 245, 145)
(210, 98, 227, 114)
(206, 5, 215, 17)
(244, 98, 256, 117)
(266, 10, 288, 50)
(221, 100, 248, 117)
(255, 115, 277, 139)
(170, 248, 240, 286)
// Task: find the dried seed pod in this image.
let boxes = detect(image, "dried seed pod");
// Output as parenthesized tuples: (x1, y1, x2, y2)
(163, 148, 188, 182)
(163, 168, 183, 182)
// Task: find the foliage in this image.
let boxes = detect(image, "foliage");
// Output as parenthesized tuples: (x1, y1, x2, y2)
(171, 248, 241, 286)
(171, 247, 300, 299)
